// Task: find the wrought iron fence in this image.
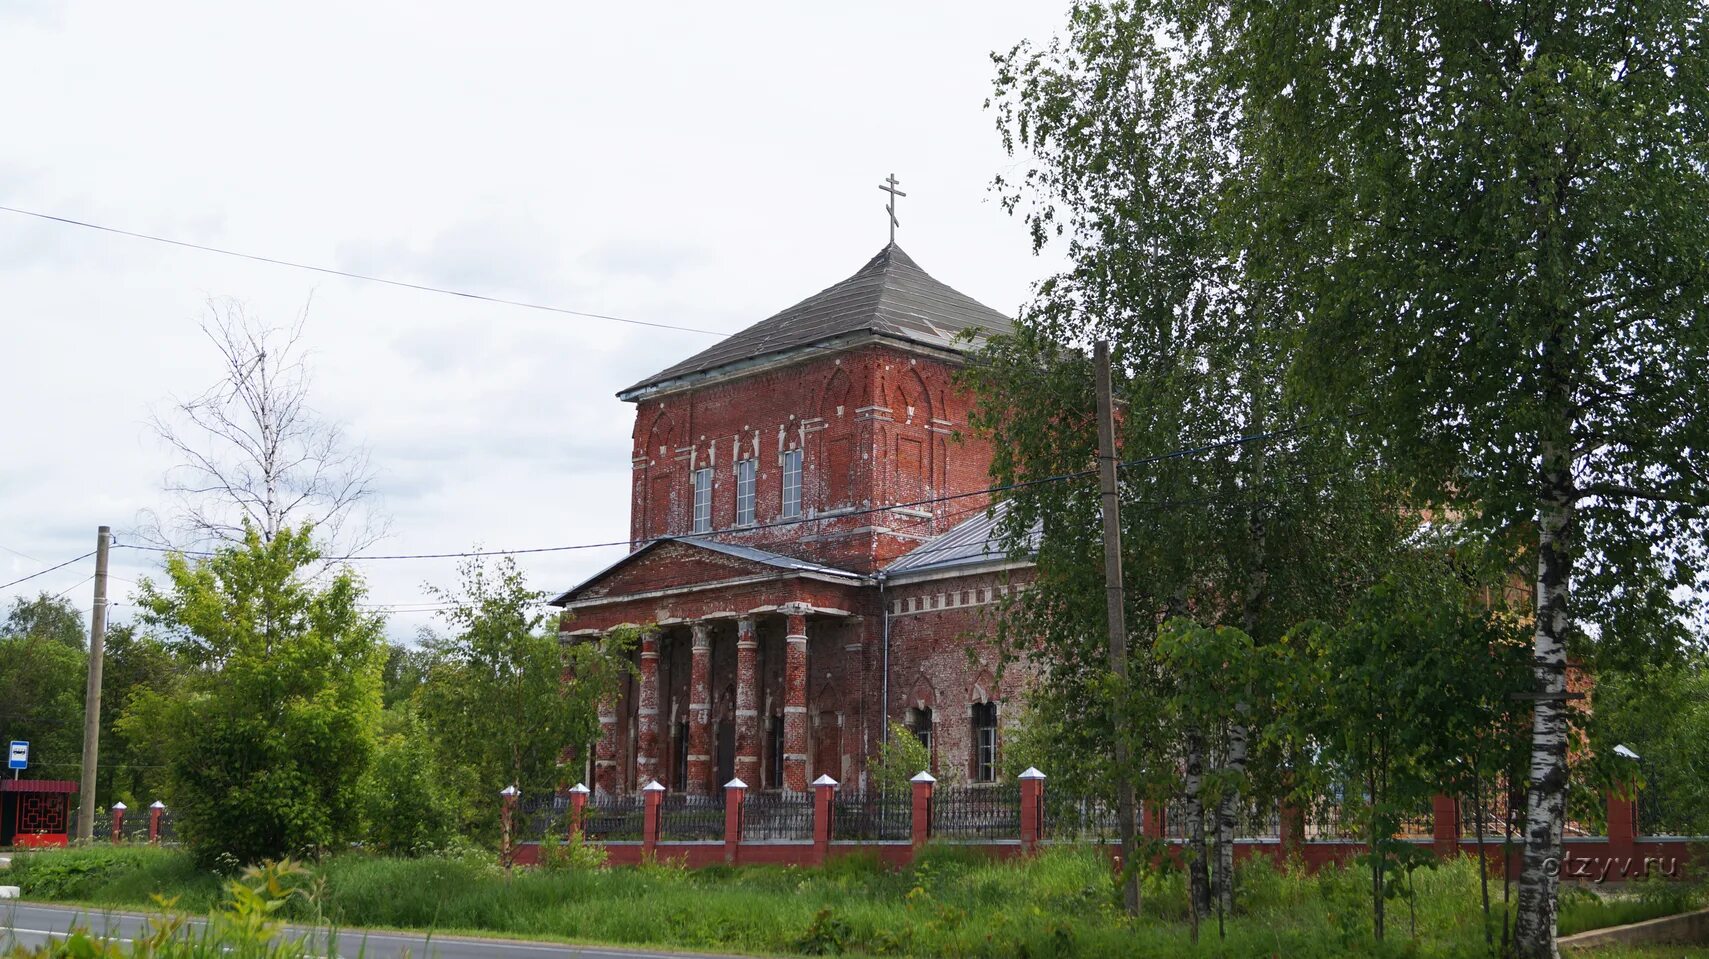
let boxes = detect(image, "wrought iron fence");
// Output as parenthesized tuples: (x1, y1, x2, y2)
(930, 784, 1019, 841)
(1458, 790, 1520, 839)
(659, 793, 725, 841)
(513, 795, 571, 842)
(741, 791, 813, 841)
(833, 790, 911, 842)
(584, 795, 645, 841)
(1303, 799, 1361, 840)
(1042, 792, 1119, 842)
(1638, 783, 1701, 837)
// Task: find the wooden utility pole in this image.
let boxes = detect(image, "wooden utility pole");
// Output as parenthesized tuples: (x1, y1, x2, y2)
(1094, 341, 1140, 915)
(76, 525, 110, 842)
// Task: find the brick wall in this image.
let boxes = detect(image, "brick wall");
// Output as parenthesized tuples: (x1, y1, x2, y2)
(626, 342, 995, 573)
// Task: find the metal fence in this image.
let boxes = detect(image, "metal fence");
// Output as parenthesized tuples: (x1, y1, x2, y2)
(930, 784, 1020, 841)
(584, 795, 645, 841)
(741, 791, 813, 841)
(833, 791, 911, 842)
(1042, 793, 1119, 842)
(659, 793, 725, 841)
(515, 795, 570, 842)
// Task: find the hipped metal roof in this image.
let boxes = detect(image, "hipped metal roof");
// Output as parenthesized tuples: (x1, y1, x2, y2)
(620, 244, 1013, 399)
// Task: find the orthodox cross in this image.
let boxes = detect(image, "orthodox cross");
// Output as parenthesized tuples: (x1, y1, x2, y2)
(878, 173, 906, 244)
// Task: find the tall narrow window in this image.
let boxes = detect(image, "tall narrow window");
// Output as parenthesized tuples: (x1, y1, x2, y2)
(692, 467, 712, 533)
(972, 702, 998, 782)
(906, 706, 933, 754)
(781, 448, 803, 519)
(736, 459, 757, 525)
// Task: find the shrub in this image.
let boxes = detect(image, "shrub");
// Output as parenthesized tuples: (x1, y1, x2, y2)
(359, 708, 458, 856)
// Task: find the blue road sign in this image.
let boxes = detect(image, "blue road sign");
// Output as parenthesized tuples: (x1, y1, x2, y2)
(7, 741, 27, 770)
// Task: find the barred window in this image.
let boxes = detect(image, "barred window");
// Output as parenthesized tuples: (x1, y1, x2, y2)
(736, 459, 757, 525)
(972, 702, 998, 782)
(781, 448, 803, 519)
(692, 467, 713, 533)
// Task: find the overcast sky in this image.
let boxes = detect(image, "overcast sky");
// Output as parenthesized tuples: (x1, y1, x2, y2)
(0, 1, 1071, 638)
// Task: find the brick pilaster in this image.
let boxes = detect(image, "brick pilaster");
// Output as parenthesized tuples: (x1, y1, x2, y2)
(783, 604, 810, 793)
(687, 622, 714, 795)
(636, 628, 662, 788)
(734, 616, 761, 787)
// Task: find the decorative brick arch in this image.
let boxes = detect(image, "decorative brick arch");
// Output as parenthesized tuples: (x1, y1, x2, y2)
(892, 366, 933, 424)
(819, 367, 854, 418)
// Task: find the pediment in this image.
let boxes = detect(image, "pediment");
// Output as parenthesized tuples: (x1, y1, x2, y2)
(551, 537, 862, 606)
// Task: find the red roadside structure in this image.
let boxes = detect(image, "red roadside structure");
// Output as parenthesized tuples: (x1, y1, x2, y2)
(1, 779, 78, 847)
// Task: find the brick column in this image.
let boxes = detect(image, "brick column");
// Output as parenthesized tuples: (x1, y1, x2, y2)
(1432, 794, 1460, 859)
(911, 771, 936, 852)
(110, 803, 126, 844)
(148, 801, 165, 843)
(734, 616, 761, 787)
(1608, 783, 1637, 849)
(499, 785, 519, 870)
(642, 780, 665, 857)
(1019, 767, 1045, 851)
(1278, 796, 1305, 863)
(636, 628, 662, 788)
(687, 622, 714, 795)
(594, 630, 620, 796)
(782, 604, 811, 793)
(724, 777, 747, 864)
(812, 775, 838, 865)
(568, 783, 589, 840)
(1142, 800, 1165, 841)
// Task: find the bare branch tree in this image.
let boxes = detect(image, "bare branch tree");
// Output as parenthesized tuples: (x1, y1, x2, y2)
(139, 297, 388, 558)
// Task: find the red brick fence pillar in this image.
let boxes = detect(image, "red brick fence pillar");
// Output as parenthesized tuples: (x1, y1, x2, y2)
(642, 780, 665, 858)
(1432, 794, 1459, 859)
(724, 777, 747, 864)
(1019, 767, 1045, 852)
(813, 775, 838, 865)
(1608, 783, 1637, 851)
(1278, 796, 1305, 863)
(148, 801, 165, 844)
(110, 803, 126, 844)
(911, 771, 936, 854)
(568, 783, 589, 841)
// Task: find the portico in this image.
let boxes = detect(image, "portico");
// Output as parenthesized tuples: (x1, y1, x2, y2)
(554, 538, 870, 796)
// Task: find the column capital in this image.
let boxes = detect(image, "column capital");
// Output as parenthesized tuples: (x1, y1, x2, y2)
(691, 621, 713, 646)
(778, 601, 814, 617)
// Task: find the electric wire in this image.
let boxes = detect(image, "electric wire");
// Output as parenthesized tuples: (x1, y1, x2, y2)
(0, 551, 98, 591)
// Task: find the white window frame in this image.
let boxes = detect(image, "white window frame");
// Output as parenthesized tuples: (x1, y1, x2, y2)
(736, 459, 757, 526)
(972, 702, 998, 783)
(692, 467, 713, 533)
(781, 448, 803, 519)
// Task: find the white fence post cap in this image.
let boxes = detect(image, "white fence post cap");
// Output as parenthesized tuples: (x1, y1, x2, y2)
(111, 802, 127, 811)
(1019, 767, 1047, 780)
(642, 780, 667, 792)
(812, 774, 839, 787)
(910, 770, 937, 784)
(499, 785, 519, 797)
(568, 783, 590, 795)
(149, 801, 166, 810)
(724, 777, 748, 789)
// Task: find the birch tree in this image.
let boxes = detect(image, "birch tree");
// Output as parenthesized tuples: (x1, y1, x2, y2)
(145, 297, 386, 557)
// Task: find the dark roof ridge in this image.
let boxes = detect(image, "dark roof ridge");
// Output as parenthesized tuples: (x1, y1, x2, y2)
(620, 243, 1011, 399)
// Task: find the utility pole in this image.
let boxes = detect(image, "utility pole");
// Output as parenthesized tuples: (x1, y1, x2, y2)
(1094, 340, 1140, 915)
(76, 525, 110, 842)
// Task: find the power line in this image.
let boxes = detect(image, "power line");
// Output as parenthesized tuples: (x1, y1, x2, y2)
(0, 550, 98, 591)
(0, 205, 730, 338)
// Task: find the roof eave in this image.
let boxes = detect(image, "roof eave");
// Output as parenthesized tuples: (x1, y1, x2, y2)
(618, 329, 991, 403)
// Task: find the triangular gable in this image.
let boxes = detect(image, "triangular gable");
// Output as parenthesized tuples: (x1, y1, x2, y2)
(550, 538, 863, 606)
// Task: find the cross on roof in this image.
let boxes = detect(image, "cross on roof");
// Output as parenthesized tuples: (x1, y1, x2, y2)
(878, 173, 906, 245)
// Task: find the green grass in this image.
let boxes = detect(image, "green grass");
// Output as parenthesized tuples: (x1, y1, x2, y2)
(5, 844, 1704, 958)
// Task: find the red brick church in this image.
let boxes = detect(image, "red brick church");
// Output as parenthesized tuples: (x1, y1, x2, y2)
(551, 242, 1036, 795)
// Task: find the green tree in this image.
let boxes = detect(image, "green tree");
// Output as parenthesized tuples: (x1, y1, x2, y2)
(360, 706, 458, 856)
(0, 604, 86, 775)
(978, 0, 1411, 918)
(97, 622, 185, 808)
(122, 523, 385, 867)
(415, 555, 632, 832)
(2, 592, 87, 650)
(869, 721, 934, 794)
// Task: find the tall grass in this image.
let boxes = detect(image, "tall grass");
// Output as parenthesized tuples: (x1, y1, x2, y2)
(5, 844, 1703, 958)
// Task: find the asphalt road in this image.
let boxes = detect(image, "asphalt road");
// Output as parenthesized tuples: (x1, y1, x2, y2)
(0, 900, 756, 959)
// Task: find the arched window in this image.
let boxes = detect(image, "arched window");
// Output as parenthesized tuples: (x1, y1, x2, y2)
(971, 702, 998, 782)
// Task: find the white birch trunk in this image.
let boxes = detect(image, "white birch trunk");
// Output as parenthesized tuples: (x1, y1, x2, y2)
(1214, 718, 1248, 918)
(1513, 440, 1575, 959)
